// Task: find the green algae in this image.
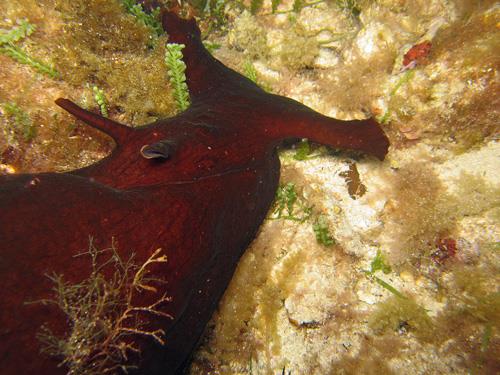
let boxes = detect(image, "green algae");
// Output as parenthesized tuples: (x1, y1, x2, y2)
(0, 19, 35, 44)
(292, 139, 311, 160)
(364, 250, 406, 298)
(243, 59, 258, 82)
(119, 0, 163, 37)
(369, 295, 434, 342)
(312, 215, 335, 246)
(270, 182, 313, 223)
(1, 43, 59, 78)
(1, 102, 36, 143)
(0, 18, 58, 78)
(92, 86, 108, 117)
(379, 69, 415, 124)
(370, 250, 391, 274)
(165, 43, 190, 112)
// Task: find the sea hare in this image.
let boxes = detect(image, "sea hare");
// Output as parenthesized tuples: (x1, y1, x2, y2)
(0, 11, 389, 375)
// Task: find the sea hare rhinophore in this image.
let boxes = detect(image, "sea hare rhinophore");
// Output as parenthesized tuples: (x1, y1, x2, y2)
(0, 11, 388, 375)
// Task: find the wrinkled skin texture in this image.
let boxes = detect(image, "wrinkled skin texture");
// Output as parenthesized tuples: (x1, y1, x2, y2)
(0, 12, 389, 375)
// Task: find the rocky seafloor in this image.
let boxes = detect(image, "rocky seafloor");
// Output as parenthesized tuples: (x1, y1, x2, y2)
(1, 0, 498, 374)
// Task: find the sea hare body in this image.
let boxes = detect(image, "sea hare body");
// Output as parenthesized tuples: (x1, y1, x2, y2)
(0, 12, 388, 374)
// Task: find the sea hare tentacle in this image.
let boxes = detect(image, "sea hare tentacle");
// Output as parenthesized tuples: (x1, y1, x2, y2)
(55, 98, 133, 144)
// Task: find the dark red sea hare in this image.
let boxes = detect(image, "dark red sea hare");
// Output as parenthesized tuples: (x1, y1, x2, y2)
(0, 12, 389, 375)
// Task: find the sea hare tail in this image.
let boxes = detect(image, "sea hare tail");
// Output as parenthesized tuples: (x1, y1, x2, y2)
(55, 98, 133, 145)
(271, 101, 389, 160)
(313, 117, 390, 160)
(301, 116, 389, 160)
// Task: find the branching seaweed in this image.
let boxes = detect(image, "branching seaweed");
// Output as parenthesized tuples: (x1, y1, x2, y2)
(270, 182, 337, 246)
(0, 19, 59, 78)
(1, 102, 36, 142)
(0, 19, 35, 44)
(165, 43, 190, 112)
(379, 69, 415, 124)
(293, 139, 312, 160)
(243, 60, 259, 83)
(32, 239, 172, 375)
(119, 0, 162, 37)
(270, 182, 313, 222)
(312, 215, 335, 246)
(0, 43, 59, 78)
(290, 139, 328, 161)
(364, 250, 405, 299)
(242, 60, 272, 91)
(93, 86, 109, 117)
(203, 40, 222, 54)
(370, 249, 392, 274)
(206, 0, 228, 24)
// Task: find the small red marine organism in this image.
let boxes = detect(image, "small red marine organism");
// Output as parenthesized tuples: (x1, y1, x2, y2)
(432, 237, 457, 264)
(402, 40, 432, 71)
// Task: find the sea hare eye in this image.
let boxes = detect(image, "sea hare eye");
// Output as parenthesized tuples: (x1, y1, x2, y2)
(140, 140, 174, 160)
